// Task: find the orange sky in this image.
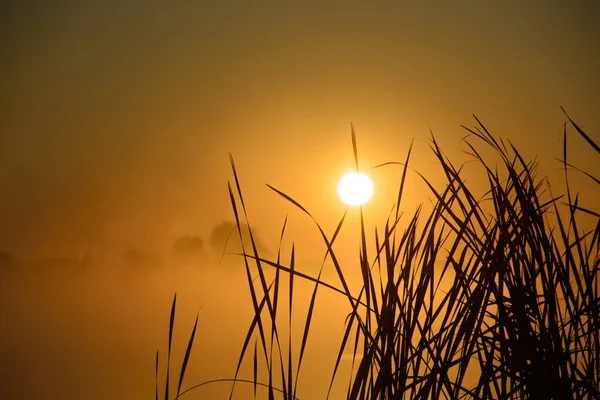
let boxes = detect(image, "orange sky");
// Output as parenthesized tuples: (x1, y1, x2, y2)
(1, 1, 599, 261)
(1, 3, 599, 398)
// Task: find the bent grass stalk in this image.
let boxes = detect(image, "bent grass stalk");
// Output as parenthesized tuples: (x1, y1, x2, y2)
(156, 111, 599, 399)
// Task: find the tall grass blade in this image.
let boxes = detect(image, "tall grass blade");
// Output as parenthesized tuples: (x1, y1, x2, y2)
(351, 122, 359, 173)
(253, 340, 258, 399)
(561, 106, 600, 154)
(155, 351, 159, 400)
(165, 293, 176, 400)
(176, 312, 199, 397)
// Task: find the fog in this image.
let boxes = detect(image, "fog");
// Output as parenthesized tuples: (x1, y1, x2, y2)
(1, 237, 368, 399)
(2, 213, 397, 399)
(2, 1, 600, 398)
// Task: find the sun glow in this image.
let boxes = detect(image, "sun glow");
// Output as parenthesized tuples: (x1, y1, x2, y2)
(338, 172, 373, 206)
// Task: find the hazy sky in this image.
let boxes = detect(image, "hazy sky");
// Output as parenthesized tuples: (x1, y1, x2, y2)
(1, 0, 599, 260)
(2, 2, 600, 399)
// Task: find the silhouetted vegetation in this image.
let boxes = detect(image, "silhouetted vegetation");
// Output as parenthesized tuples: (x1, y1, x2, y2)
(123, 248, 162, 269)
(0, 251, 19, 267)
(173, 236, 208, 263)
(173, 236, 205, 255)
(0, 252, 20, 277)
(157, 111, 599, 399)
(210, 221, 268, 259)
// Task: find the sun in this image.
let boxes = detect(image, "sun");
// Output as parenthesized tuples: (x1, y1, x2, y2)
(338, 172, 373, 206)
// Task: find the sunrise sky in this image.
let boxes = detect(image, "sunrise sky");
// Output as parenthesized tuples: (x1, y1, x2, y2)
(2, 0, 599, 260)
(1, 1, 599, 399)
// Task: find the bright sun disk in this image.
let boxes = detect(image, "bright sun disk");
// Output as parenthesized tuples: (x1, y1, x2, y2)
(338, 172, 373, 206)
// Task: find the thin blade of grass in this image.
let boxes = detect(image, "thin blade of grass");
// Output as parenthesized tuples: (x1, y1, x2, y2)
(351, 122, 359, 173)
(165, 293, 176, 400)
(176, 311, 199, 397)
(561, 106, 600, 154)
(253, 340, 258, 399)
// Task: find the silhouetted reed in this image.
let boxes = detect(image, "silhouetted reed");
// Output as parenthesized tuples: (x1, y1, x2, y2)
(157, 109, 599, 399)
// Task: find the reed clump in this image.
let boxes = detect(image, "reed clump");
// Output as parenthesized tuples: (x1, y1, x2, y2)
(157, 110, 599, 399)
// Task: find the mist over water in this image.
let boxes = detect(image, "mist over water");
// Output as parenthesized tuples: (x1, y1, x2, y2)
(0, 243, 364, 399)
(2, 1, 599, 398)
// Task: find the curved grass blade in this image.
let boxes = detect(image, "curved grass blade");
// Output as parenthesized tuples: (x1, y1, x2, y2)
(561, 106, 600, 154)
